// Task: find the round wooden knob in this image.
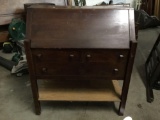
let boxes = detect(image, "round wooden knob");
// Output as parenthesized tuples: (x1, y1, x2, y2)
(119, 55, 124, 58)
(42, 68, 47, 73)
(86, 54, 91, 58)
(37, 54, 42, 58)
(69, 54, 74, 58)
(114, 69, 119, 72)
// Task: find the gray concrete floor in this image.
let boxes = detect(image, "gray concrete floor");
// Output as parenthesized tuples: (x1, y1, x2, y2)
(0, 27, 160, 120)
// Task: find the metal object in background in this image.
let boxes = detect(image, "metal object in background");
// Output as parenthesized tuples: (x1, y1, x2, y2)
(145, 34, 160, 102)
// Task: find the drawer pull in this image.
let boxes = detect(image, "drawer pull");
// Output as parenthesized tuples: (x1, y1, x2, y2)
(114, 69, 119, 72)
(42, 68, 47, 73)
(86, 54, 91, 58)
(37, 54, 42, 58)
(69, 54, 74, 58)
(119, 55, 124, 58)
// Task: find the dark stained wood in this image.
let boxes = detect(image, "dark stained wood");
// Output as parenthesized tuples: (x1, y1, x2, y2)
(27, 7, 131, 49)
(32, 49, 81, 62)
(140, 0, 155, 15)
(32, 49, 128, 63)
(32, 49, 129, 79)
(118, 40, 137, 116)
(129, 9, 136, 41)
(24, 40, 41, 115)
(25, 6, 137, 115)
(34, 61, 127, 79)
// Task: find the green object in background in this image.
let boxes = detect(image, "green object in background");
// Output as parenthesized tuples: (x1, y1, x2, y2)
(9, 19, 26, 41)
(12, 53, 21, 63)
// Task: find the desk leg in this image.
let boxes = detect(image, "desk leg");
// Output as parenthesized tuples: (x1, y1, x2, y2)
(30, 77, 41, 115)
(24, 40, 41, 115)
(118, 41, 137, 116)
(118, 79, 131, 116)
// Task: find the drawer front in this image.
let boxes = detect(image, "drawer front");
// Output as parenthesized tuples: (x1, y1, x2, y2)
(32, 49, 80, 63)
(82, 50, 129, 63)
(35, 62, 127, 79)
(81, 63, 127, 79)
(35, 62, 79, 76)
(81, 49, 129, 79)
(32, 49, 129, 79)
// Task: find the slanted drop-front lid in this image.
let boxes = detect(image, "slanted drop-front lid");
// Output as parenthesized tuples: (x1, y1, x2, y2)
(27, 6, 134, 49)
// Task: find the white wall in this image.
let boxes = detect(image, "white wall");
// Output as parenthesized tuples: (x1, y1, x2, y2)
(126, 0, 135, 7)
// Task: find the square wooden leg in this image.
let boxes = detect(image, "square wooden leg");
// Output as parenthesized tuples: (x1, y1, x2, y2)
(34, 100, 41, 115)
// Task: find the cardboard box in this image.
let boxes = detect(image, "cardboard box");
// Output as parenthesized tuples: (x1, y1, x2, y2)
(0, 31, 9, 42)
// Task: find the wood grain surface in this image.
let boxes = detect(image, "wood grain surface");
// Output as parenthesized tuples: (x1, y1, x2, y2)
(27, 7, 132, 49)
(38, 80, 121, 101)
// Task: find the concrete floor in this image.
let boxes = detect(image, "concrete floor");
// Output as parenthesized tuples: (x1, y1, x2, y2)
(0, 27, 160, 120)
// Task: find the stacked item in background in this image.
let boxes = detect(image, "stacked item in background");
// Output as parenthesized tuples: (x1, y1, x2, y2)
(146, 34, 160, 102)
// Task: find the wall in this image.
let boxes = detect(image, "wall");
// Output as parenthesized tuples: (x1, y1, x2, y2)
(126, 0, 136, 7)
(82, 0, 136, 8)
(0, 0, 66, 25)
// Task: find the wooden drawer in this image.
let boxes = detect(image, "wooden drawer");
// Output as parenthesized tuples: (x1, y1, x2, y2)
(32, 49, 80, 63)
(35, 62, 79, 76)
(82, 50, 129, 63)
(81, 50, 129, 79)
(32, 49, 128, 63)
(81, 62, 127, 79)
(35, 62, 127, 79)
(32, 49, 129, 79)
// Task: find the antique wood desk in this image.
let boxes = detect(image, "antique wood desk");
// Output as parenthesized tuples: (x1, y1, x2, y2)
(25, 6, 137, 115)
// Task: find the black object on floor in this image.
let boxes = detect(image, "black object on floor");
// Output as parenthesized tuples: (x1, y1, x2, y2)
(145, 34, 160, 103)
(135, 10, 160, 29)
(0, 56, 16, 70)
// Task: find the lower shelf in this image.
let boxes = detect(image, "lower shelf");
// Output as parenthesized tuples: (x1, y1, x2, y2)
(38, 80, 121, 102)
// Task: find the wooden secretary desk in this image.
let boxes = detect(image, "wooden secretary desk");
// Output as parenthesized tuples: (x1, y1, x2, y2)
(25, 6, 137, 116)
